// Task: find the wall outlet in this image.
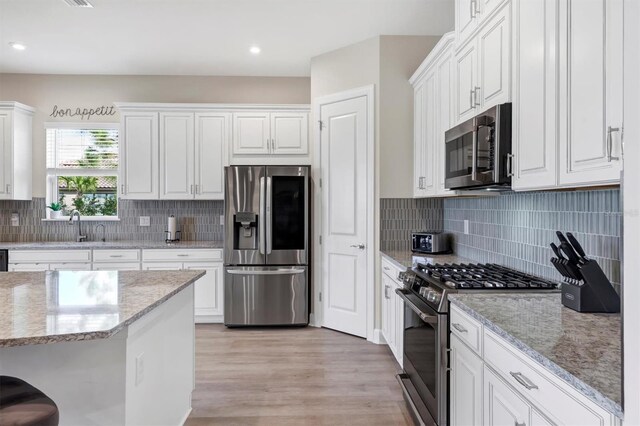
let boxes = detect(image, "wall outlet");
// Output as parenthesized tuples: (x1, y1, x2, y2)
(135, 353, 144, 386)
(464, 220, 470, 235)
(10, 213, 19, 227)
(219, 215, 224, 226)
(139, 216, 150, 227)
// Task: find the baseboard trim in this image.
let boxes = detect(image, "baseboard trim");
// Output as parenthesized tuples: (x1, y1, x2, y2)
(179, 406, 192, 426)
(309, 313, 321, 327)
(195, 315, 223, 324)
(371, 328, 387, 345)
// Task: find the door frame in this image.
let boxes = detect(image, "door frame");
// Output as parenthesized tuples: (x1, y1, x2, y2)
(311, 85, 376, 342)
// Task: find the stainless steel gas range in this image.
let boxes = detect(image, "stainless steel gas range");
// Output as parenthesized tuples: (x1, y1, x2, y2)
(395, 262, 559, 426)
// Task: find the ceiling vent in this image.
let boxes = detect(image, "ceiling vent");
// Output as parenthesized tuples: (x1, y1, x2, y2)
(62, 0, 93, 7)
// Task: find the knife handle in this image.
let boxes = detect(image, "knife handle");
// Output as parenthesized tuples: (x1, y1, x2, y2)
(560, 241, 581, 265)
(556, 231, 570, 245)
(566, 232, 588, 259)
(550, 243, 565, 260)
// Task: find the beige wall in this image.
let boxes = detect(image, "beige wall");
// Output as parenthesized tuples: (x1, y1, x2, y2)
(380, 35, 440, 198)
(0, 73, 310, 196)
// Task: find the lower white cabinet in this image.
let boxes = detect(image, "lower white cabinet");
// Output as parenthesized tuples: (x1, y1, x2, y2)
(484, 366, 531, 426)
(93, 262, 141, 271)
(8, 263, 50, 272)
(381, 256, 405, 367)
(449, 304, 621, 426)
(450, 334, 483, 426)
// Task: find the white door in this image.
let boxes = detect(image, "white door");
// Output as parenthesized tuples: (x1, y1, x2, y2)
(477, 2, 511, 109)
(436, 49, 454, 196)
(393, 281, 404, 367)
(484, 366, 531, 426)
(184, 262, 223, 320)
(512, 0, 558, 190)
(0, 111, 12, 200)
(456, 41, 478, 123)
(558, 0, 623, 186)
(456, 0, 478, 44)
(413, 82, 427, 197)
(160, 112, 195, 200)
(232, 112, 270, 155)
(381, 273, 395, 350)
(450, 335, 483, 426)
(271, 112, 309, 155)
(482, 0, 507, 22)
(195, 113, 229, 200)
(120, 112, 159, 199)
(422, 70, 438, 196)
(320, 92, 371, 338)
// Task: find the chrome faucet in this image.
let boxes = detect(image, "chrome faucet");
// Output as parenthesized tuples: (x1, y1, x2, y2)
(95, 224, 106, 242)
(69, 210, 87, 242)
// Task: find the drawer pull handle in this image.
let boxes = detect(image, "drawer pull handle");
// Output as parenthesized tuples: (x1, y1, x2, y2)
(383, 266, 390, 271)
(515, 422, 526, 426)
(177, 254, 189, 257)
(510, 371, 538, 390)
(109, 255, 124, 258)
(452, 323, 468, 333)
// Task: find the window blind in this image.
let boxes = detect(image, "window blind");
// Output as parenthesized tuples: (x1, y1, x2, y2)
(46, 128, 118, 170)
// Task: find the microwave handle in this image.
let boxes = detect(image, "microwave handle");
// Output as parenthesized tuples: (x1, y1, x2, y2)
(471, 126, 479, 182)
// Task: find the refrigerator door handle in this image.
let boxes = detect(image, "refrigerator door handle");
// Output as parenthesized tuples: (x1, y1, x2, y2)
(259, 176, 266, 255)
(266, 176, 273, 254)
(226, 268, 306, 275)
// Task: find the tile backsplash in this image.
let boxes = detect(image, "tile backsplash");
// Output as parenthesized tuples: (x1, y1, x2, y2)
(0, 198, 224, 242)
(380, 198, 444, 251)
(381, 188, 622, 288)
(443, 189, 621, 287)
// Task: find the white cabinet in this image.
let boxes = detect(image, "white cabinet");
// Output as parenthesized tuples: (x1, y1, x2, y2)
(8, 263, 49, 272)
(93, 249, 141, 271)
(93, 262, 141, 271)
(120, 111, 159, 200)
(231, 111, 309, 162)
(558, 0, 623, 186)
(456, 0, 508, 46)
(8, 250, 92, 271)
(142, 249, 224, 323)
(411, 33, 456, 199)
(455, 2, 511, 124)
(159, 112, 195, 200)
(484, 366, 531, 426)
(512, 0, 559, 190)
(0, 102, 34, 201)
(232, 112, 270, 155)
(381, 256, 405, 367)
(450, 334, 484, 426)
(195, 113, 228, 200)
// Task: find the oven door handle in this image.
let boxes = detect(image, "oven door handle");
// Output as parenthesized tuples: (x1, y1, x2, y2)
(395, 288, 439, 325)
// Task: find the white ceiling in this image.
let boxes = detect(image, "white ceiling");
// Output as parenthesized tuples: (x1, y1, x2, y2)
(0, 0, 453, 77)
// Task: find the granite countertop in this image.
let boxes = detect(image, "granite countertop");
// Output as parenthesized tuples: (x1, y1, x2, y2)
(0, 240, 224, 250)
(0, 269, 205, 348)
(449, 293, 622, 418)
(380, 249, 472, 269)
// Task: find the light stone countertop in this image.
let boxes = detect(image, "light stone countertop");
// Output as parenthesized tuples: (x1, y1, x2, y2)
(0, 240, 223, 250)
(0, 270, 205, 348)
(380, 249, 473, 269)
(449, 293, 622, 419)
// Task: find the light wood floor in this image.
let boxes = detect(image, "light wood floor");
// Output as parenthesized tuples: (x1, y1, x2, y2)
(185, 325, 413, 426)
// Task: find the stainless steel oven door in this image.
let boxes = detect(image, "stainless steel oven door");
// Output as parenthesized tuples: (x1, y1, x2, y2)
(396, 289, 448, 426)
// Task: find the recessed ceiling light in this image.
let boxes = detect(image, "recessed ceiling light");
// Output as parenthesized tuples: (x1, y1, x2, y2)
(9, 42, 26, 51)
(250, 46, 261, 55)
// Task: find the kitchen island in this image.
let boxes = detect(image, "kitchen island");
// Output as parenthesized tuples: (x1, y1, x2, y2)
(0, 269, 205, 425)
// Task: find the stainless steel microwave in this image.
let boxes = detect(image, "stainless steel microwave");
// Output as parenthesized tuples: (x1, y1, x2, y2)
(444, 103, 512, 190)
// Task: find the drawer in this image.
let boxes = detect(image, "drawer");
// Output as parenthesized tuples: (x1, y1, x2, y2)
(142, 249, 222, 262)
(93, 262, 141, 271)
(484, 329, 610, 426)
(9, 250, 92, 263)
(381, 256, 404, 282)
(93, 249, 141, 262)
(449, 304, 483, 355)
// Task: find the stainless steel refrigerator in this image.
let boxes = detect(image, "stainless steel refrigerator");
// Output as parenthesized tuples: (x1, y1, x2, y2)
(223, 166, 309, 326)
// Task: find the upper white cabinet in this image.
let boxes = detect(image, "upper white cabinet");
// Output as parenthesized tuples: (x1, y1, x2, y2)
(411, 33, 456, 198)
(512, 0, 559, 190)
(120, 111, 159, 200)
(558, 0, 623, 186)
(159, 112, 229, 200)
(231, 111, 309, 163)
(511, 0, 623, 190)
(455, 0, 508, 46)
(455, 1, 511, 124)
(0, 102, 34, 201)
(160, 112, 195, 200)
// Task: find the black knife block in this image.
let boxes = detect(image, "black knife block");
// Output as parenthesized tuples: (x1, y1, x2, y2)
(561, 260, 620, 313)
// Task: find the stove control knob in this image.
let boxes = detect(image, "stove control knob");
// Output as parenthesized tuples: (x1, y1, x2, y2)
(426, 290, 441, 304)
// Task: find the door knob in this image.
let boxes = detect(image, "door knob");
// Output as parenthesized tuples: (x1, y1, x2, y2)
(350, 244, 366, 250)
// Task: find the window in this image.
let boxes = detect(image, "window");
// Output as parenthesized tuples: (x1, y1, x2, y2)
(46, 124, 119, 218)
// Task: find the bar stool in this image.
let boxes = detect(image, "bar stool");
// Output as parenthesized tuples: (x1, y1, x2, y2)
(0, 376, 59, 426)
